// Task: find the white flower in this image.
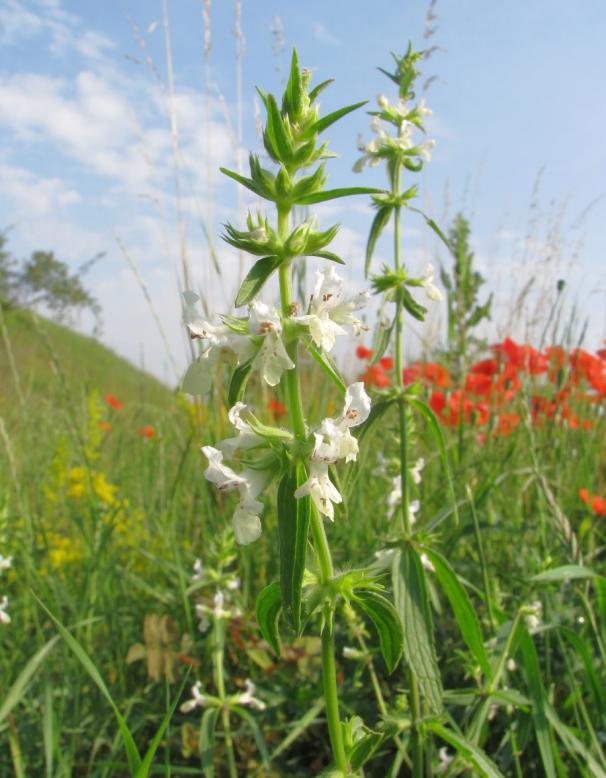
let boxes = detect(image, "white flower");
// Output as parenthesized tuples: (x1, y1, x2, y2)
(296, 383, 371, 520)
(420, 553, 435, 573)
(386, 477, 420, 524)
(343, 646, 365, 660)
(410, 457, 425, 484)
(0, 555, 12, 571)
(0, 596, 11, 625)
(248, 301, 295, 386)
(295, 267, 369, 353)
(201, 447, 266, 545)
(420, 264, 442, 302)
(218, 402, 264, 456)
(235, 679, 266, 711)
(191, 558, 204, 583)
(226, 577, 240, 591)
(213, 590, 231, 620)
(524, 600, 543, 634)
(438, 747, 453, 773)
(294, 458, 342, 521)
(180, 680, 208, 713)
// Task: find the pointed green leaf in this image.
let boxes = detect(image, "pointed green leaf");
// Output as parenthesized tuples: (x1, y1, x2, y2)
(297, 187, 382, 205)
(227, 359, 253, 407)
(282, 49, 302, 118)
(531, 564, 599, 583)
(305, 339, 346, 395)
(400, 286, 427, 321)
(407, 205, 453, 254)
(519, 627, 556, 778)
(34, 595, 142, 774)
(0, 634, 59, 723)
(310, 250, 345, 265)
(277, 464, 311, 632)
(265, 93, 292, 163)
(425, 722, 506, 777)
(256, 582, 282, 656)
(349, 730, 384, 771)
(219, 167, 259, 196)
(365, 205, 392, 277)
(420, 547, 491, 678)
(392, 545, 443, 713)
(354, 590, 403, 673)
(135, 672, 191, 778)
(370, 310, 396, 364)
(307, 101, 367, 135)
(199, 708, 220, 777)
(235, 255, 282, 307)
(308, 78, 334, 104)
(232, 705, 271, 768)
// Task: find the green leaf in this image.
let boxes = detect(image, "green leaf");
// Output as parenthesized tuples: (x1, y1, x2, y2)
(519, 626, 556, 778)
(307, 101, 367, 135)
(219, 167, 259, 196)
(135, 671, 191, 778)
(349, 730, 384, 771)
(305, 338, 346, 396)
(544, 702, 606, 778)
(407, 396, 459, 526)
(308, 78, 334, 104)
(354, 590, 403, 673)
(399, 286, 427, 321)
(365, 205, 392, 277)
(531, 564, 599, 583)
(232, 705, 271, 769)
(265, 94, 292, 163)
(421, 547, 491, 678)
(309, 250, 345, 265)
(0, 634, 59, 724)
(277, 464, 311, 633)
(256, 582, 282, 656)
(407, 205, 453, 254)
(199, 707, 220, 777)
(425, 722, 506, 777)
(269, 698, 325, 761)
(392, 545, 443, 713)
(297, 187, 382, 205)
(227, 360, 253, 407)
(33, 596, 142, 774)
(235, 255, 282, 307)
(282, 49, 302, 118)
(370, 310, 396, 364)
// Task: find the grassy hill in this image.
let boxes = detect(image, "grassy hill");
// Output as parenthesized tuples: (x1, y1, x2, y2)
(0, 306, 174, 413)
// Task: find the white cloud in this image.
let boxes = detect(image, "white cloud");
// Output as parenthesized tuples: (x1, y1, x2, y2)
(313, 22, 341, 46)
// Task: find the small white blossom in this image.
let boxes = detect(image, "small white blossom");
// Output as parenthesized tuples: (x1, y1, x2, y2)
(180, 680, 208, 713)
(235, 679, 266, 711)
(201, 447, 266, 545)
(420, 264, 442, 302)
(218, 402, 264, 456)
(420, 553, 435, 573)
(0, 596, 11, 625)
(249, 301, 295, 386)
(524, 600, 543, 634)
(0, 555, 12, 571)
(410, 457, 425, 484)
(295, 383, 371, 519)
(191, 558, 204, 583)
(343, 646, 366, 660)
(506, 658, 517, 672)
(226, 577, 240, 591)
(294, 458, 342, 521)
(438, 747, 453, 773)
(295, 267, 369, 353)
(387, 477, 420, 524)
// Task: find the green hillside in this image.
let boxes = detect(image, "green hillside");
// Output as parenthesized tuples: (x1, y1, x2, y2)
(0, 306, 174, 412)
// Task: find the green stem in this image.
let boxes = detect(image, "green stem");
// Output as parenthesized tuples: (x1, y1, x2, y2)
(212, 620, 238, 778)
(392, 173, 423, 778)
(277, 202, 348, 774)
(467, 485, 495, 636)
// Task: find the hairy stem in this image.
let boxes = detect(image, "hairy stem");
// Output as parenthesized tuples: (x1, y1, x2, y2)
(277, 204, 348, 773)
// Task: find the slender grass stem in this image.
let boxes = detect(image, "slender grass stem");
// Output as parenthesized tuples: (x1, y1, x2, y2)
(212, 620, 237, 778)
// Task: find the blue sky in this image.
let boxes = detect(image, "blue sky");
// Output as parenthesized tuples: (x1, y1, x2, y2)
(0, 0, 604, 382)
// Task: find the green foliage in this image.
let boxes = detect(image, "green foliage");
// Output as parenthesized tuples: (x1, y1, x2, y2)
(440, 212, 493, 375)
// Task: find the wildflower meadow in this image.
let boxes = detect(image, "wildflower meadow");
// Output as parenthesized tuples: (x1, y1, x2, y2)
(1, 12, 605, 778)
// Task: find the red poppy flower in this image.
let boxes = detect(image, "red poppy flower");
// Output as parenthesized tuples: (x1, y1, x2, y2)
(379, 356, 394, 370)
(139, 425, 155, 438)
(469, 358, 500, 376)
(579, 487, 606, 515)
(268, 398, 286, 419)
(356, 345, 373, 360)
(465, 372, 493, 397)
(360, 364, 390, 388)
(105, 393, 123, 410)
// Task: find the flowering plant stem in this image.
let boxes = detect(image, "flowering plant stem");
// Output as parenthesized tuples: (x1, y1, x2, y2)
(392, 172, 424, 778)
(277, 207, 349, 774)
(211, 619, 238, 778)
